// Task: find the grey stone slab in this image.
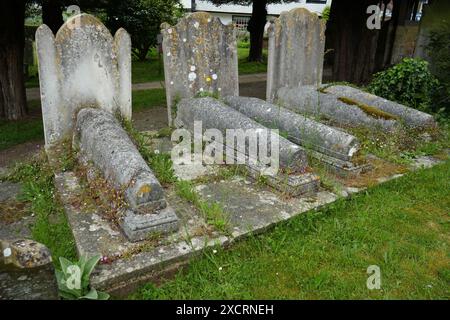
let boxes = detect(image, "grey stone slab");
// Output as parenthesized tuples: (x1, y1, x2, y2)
(223, 96, 360, 162)
(175, 97, 309, 171)
(323, 85, 437, 129)
(0, 182, 22, 202)
(36, 14, 131, 147)
(267, 8, 326, 102)
(120, 207, 179, 242)
(277, 86, 398, 131)
(161, 12, 239, 124)
(195, 178, 337, 240)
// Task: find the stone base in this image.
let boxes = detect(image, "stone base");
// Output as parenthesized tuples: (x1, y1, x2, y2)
(308, 149, 373, 178)
(120, 207, 179, 242)
(245, 166, 320, 196)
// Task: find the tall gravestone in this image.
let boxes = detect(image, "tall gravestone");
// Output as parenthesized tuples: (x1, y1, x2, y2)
(266, 8, 326, 102)
(36, 14, 132, 148)
(161, 12, 239, 125)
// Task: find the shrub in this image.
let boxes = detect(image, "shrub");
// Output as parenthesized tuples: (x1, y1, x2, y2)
(368, 58, 439, 113)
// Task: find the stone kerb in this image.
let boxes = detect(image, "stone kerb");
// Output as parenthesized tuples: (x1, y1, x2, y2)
(267, 8, 326, 103)
(161, 12, 239, 125)
(36, 14, 132, 148)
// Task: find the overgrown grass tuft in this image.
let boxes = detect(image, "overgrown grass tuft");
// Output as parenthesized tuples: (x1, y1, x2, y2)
(121, 118, 176, 185)
(5, 154, 77, 265)
(175, 180, 229, 233)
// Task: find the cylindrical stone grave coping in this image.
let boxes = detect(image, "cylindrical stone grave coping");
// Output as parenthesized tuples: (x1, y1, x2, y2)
(223, 96, 360, 162)
(75, 108, 166, 213)
(323, 85, 437, 129)
(277, 86, 398, 131)
(175, 97, 309, 170)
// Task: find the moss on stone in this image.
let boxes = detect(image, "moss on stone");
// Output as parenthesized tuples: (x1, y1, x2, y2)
(338, 97, 399, 121)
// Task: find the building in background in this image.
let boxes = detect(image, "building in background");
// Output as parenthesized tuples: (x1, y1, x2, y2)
(180, 0, 331, 31)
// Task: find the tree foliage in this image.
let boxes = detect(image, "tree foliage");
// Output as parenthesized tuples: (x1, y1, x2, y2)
(105, 0, 183, 61)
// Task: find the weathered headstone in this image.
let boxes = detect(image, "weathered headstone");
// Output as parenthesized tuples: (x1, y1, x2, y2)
(278, 86, 398, 131)
(266, 8, 326, 102)
(323, 85, 436, 129)
(36, 14, 132, 148)
(75, 108, 179, 241)
(161, 12, 239, 125)
(0, 239, 59, 300)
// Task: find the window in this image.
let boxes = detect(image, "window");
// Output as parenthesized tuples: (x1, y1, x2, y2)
(232, 15, 251, 32)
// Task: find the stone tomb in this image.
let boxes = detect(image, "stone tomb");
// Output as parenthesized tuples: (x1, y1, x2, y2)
(223, 96, 371, 176)
(176, 97, 319, 196)
(162, 12, 320, 195)
(75, 108, 178, 241)
(267, 8, 436, 133)
(36, 15, 178, 242)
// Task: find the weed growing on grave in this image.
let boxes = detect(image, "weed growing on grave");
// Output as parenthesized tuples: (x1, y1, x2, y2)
(56, 255, 109, 300)
(74, 163, 128, 228)
(306, 156, 344, 194)
(122, 118, 177, 185)
(4, 152, 77, 265)
(195, 91, 220, 99)
(175, 180, 229, 233)
(348, 124, 449, 165)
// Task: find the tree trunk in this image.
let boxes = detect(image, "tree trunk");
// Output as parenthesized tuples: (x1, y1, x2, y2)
(247, 0, 267, 62)
(327, 0, 381, 84)
(42, 0, 64, 35)
(0, 0, 27, 121)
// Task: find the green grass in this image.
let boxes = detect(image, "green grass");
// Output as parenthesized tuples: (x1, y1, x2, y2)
(131, 161, 450, 299)
(0, 100, 43, 150)
(25, 48, 266, 88)
(237, 47, 268, 75)
(132, 88, 166, 112)
(175, 180, 229, 233)
(4, 155, 78, 266)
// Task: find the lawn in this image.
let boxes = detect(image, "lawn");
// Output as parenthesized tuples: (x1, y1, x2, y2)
(130, 161, 450, 300)
(24, 48, 267, 88)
